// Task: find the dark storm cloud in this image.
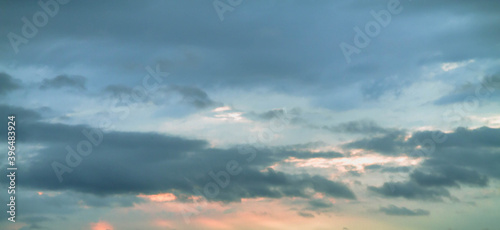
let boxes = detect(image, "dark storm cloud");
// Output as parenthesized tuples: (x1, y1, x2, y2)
(39, 75, 86, 90)
(0, 73, 21, 95)
(379, 205, 429, 216)
(0, 105, 356, 202)
(323, 120, 393, 134)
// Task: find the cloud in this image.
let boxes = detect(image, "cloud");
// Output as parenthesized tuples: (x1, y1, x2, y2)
(1, 0, 500, 114)
(364, 164, 383, 170)
(102, 85, 135, 98)
(379, 205, 430, 216)
(297, 211, 315, 218)
(0, 104, 42, 121)
(407, 127, 500, 184)
(18, 215, 51, 230)
(170, 85, 222, 109)
(434, 74, 500, 105)
(0, 105, 355, 203)
(272, 150, 344, 160)
(360, 126, 500, 201)
(381, 166, 410, 173)
(364, 164, 410, 173)
(361, 76, 410, 100)
(307, 198, 334, 210)
(0, 187, 143, 228)
(39, 75, 87, 90)
(323, 120, 393, 134)
(103, 84, 221, 109)
(0, 73, 21, 95)
(344, 126, 500, 163)
(343, 130, 409, 155)
(1, 1, 500, 228)
(410, 165, 488, 188)
(409, 127, 500, 149)
(244, 107, 302, 122)
(368, 181, 450, 201)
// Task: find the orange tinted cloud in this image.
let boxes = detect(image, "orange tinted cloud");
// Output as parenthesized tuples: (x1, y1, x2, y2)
(90, 221, 113, 230)
(138, 193, 176, 202)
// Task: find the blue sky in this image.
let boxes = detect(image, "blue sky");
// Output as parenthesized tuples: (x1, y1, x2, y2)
(1, 0, 500, 229)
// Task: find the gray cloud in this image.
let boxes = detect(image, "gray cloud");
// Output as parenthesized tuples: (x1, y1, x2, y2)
(0, 187, 143, 229)
(244, 107, 302, 122)
(361, 76, 410, 100)
(3, 0, 498, 110)
(368, 181, 451, 201)
(343, 130, 409, 155)
(103, 85, 136, 98)
(1, 1, 500, 228)
(103, 84, 221, 109)
(381, 166, 410, 173)
(39, 75, 86, 90)
(0, 73, 21, 95)
(170, 85, 222, 109)
(307, 199, 334, 210)
(411, 165, 488, 188)
(323, 120, 393, 135)
(379, 205, 430, 216)
(297, 211, 315, 218)
(0, 104, 42, 121)
(357, 126, 500, 201)
(273, 150, 344, 160)
(434, 74, 500, 105)
(0, 105, 355, 203)
(364, 164, 383, 170)
(364, 164, 410, 173)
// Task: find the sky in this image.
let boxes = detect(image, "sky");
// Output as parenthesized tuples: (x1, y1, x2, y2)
(1, 0, 500, 229)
